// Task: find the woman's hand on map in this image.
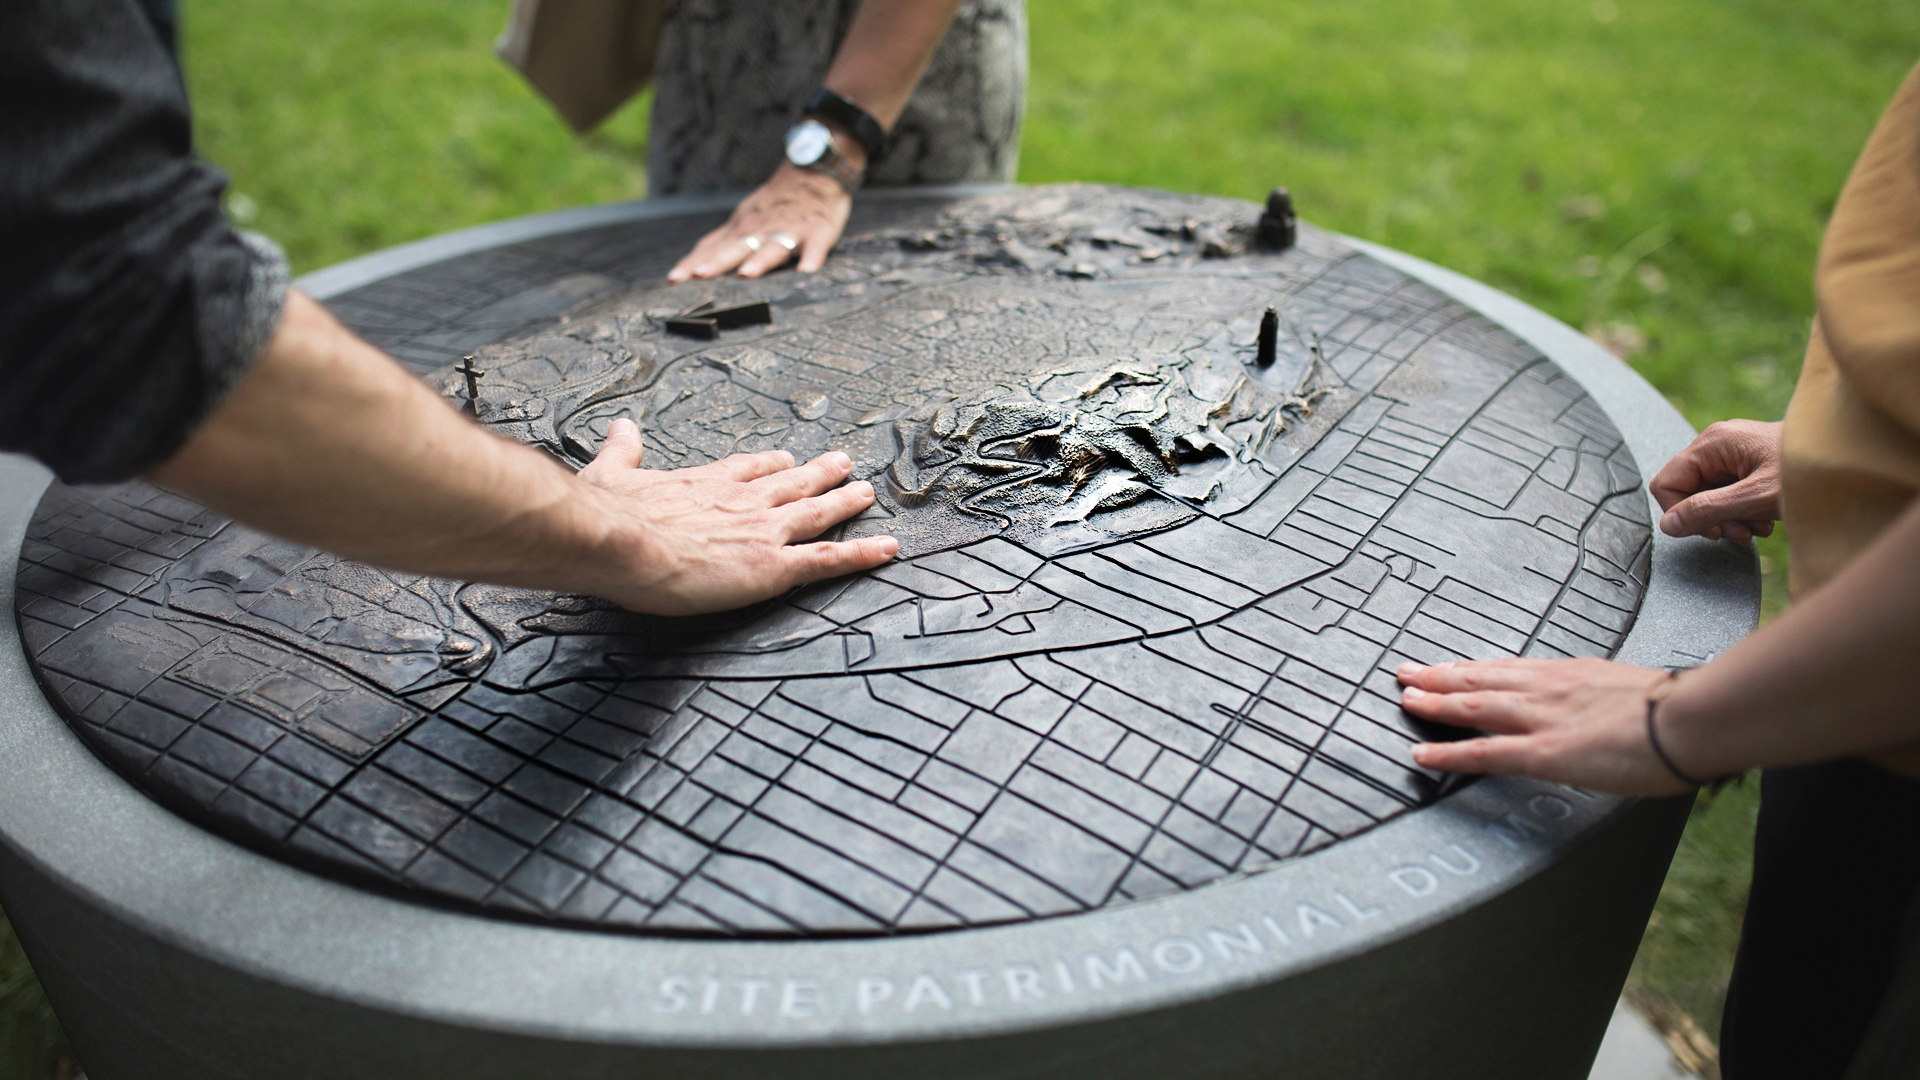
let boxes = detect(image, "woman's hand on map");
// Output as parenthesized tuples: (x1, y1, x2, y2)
(1396, 489, 1920, 789)
(667, 162, 854, 283)
(1647, 419, 1783, 544)
(1396, 657, 1699, 796)
(666, 0, 975, 284)
(571, 419, 896, 614)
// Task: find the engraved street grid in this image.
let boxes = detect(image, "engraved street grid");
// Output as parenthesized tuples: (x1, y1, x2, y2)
(14, 188, 1652, 936)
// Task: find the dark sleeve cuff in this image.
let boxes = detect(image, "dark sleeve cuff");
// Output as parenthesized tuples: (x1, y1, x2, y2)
(0, 0, 292, 483)
(123, 225, 291, 478)
(227, 230, 294, 404)
(1, 220, 290, 484)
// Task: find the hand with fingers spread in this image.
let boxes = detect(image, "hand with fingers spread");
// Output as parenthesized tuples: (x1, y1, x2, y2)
(1397, 657, 1694, 796)
(666, 163, 853, 283)
(152, 292, 895, 620)
(1391, 492, 1920, 797)
(571, 421, 896, 614)
(1648, 418, 1783, 544)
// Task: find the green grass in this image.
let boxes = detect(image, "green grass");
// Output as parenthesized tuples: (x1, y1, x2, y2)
(1, 911, 75, 1080)
(1630, 780, 1763, 1049)
(1025, 0, 1919, 434)
(4, 0, 1916, 1074)
(182, 0, 655, 273)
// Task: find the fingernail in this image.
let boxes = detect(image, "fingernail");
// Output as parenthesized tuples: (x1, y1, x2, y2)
(1401, 687, 1426, 702)
(1411, 744, 1431, 765)
(1397, 662, 1425, 679)
(828, 452, 851, 469)
(849, 481, 874, 498)
(1660, 511, 1681, 535)
(692, 265, 710, 277)
(610, 418, 635, 435)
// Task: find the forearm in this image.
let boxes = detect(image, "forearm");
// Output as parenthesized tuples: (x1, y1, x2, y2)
(149, 291, 603, 590)
(149, 291, 895, 615)
(1400, 422, 1919, 793)
(823, 0, 966, 128)
(1661, 495, 1920, 773)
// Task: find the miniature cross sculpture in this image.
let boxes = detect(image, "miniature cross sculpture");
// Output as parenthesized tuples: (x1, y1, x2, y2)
(458, 354, 485, 414)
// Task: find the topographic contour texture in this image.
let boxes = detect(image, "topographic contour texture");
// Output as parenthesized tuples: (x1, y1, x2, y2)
(14, 186, 1653, 936)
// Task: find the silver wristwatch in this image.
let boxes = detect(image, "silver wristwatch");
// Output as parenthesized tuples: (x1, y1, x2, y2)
(785, 119, 864, 193)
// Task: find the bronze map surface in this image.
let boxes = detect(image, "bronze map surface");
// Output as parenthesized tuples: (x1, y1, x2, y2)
(14, 186, 1652, 936)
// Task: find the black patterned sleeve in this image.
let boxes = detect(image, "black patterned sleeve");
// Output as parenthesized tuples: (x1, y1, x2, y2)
(0, 0, 289, 483)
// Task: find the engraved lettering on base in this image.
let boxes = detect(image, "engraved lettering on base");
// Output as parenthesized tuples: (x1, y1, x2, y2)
(1150, 938, 1206, 974)
(1297, 905, 1343, 937)
(1004, 964, 1047, 1002)
(857, 977, 894, 1015)
(1085, 950, 1148, 989)
(780, 979, 819, 1018)
(1389, 866, 1441, 898)
(903, 975, 954, 1012)
(656, 977, 691, 1013)
(1209, 924, 1265, 961)
(1432, 844, 1484, 876)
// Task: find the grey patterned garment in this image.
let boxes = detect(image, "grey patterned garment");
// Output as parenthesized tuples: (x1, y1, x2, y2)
(647, 0, 1026, 194)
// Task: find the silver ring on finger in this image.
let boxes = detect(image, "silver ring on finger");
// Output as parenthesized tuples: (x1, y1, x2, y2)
(740, 235, 763, 253)
(768, 232, 799, 252)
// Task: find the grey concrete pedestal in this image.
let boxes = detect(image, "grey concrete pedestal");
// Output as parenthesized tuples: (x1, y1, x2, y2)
(0, 187, 1757, 1079)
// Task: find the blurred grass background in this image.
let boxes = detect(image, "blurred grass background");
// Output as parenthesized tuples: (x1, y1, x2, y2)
(5, 0, 1918, 1075)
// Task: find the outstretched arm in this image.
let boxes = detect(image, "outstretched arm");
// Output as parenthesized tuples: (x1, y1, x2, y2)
(667, 0, 967, 283)
(1398, 496, 1920, 793)
(1396, 419, 1920, 793)
(150, 291, 897, 615)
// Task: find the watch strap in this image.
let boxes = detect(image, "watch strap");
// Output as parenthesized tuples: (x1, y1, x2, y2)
(802, 144, 863, 193)
(805, 87, 887, 164)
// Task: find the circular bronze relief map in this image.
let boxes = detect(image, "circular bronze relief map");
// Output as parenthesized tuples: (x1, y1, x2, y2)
(15, 186, 1651, 936)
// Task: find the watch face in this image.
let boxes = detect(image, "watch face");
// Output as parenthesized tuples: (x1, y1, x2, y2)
(786, 121, 831, 167)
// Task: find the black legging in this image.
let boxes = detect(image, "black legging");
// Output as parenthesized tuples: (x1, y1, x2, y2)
(1721, 759, 1920, 1079)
